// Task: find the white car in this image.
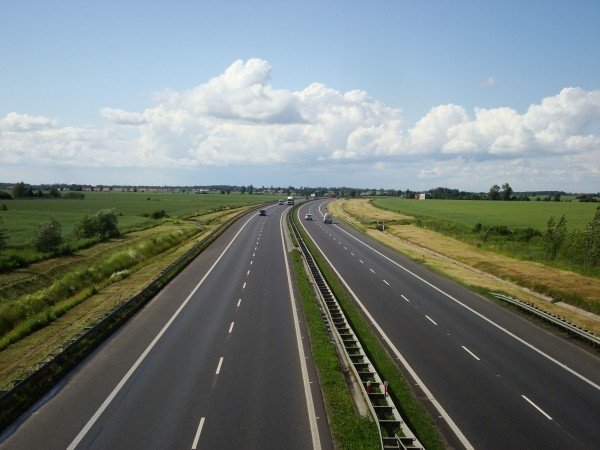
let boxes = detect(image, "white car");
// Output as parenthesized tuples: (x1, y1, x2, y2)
(323, 213, 332, 224)
(305, 213, 313, 220)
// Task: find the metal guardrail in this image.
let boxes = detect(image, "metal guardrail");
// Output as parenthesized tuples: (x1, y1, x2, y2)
(491, 293, 600, 347)
(0, 205, 262, 431)
(290, 213, 423, 450)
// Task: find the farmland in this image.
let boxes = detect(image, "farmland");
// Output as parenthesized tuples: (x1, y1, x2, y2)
(0, 191, 278, 246)
(372, 198, 597, 231)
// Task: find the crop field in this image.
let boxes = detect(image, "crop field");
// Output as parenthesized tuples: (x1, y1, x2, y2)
(0, 191, 277, 246)
(372, 198, 597, 230)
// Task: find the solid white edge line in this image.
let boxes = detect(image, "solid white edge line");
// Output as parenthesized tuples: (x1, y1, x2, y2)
(332, 218, 600, 392)
(300, 201, 474, 450)
(461, 346, 481, 361)
(215, 357, 224, 375)
(229, 322, 234, 333)
(66, 213, 256, 450)
(191, 417, 205, 449)
(426, 315, 438, 326)
(280, 209, 322, 450)
(522, 395, 553, 420)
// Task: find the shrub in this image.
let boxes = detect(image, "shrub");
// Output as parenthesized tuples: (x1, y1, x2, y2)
(543, 215, 567, 260)
(0, 217, 7, 252)
(35, 217, 63, 252)
(74, 209, 119, 240)
(0, 191, 12, 200)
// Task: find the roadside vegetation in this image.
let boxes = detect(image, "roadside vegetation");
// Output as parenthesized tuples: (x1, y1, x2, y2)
(292, 210, 445, 449)
(328, 199, 600, 332)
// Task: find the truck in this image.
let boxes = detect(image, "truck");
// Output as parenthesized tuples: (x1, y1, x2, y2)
(287, 196, 294, 205)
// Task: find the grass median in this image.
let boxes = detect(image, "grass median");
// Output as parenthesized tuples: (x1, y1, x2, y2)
(292, 209, 445, 449)
(290, 248, 379, 449)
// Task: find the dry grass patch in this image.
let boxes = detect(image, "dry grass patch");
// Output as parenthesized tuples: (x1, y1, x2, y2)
(341, 199, 413, 223)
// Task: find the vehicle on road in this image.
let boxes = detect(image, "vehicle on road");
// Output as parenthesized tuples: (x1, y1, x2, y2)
(305, 213, 312, 220)
(287, 196, 294, 205)
(323, 213, 332, 224)
(278, 200, 284, 205)
(259, 209, 267, 216)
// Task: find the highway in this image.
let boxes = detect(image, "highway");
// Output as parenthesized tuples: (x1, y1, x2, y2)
(0, 204, 332, 450)
(298, 200, 600, 450)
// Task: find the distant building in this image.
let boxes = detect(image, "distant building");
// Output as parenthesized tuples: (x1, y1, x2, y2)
(418, 193, 426, 200)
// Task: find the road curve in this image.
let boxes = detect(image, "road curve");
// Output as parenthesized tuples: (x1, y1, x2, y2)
(298, 199, 600, 450)
(0, 204, 332, 450)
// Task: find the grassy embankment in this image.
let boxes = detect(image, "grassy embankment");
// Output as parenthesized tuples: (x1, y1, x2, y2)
(291, 210, 445, 449)
(0, 195, 273, 389)
(328, 199, 600, 333)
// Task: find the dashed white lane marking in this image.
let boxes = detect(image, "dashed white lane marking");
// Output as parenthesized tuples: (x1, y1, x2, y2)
(66, 213, 257, 450)
(229, 322, 234, 333)
(522, 395, 553, 420)
(350, 252, 355, 257)
(250, 260, 253, 265)
(359, 259, 364, 264)
(401, 294, 410, 302)
(383, 280, 390, 286)
(252, 252, 255, 257)
(254, 247, 257, 251)
(344, 246, 347, 250)
(247, 270, 250, 276)
(369, 268, 375, 274)
(426, 315, 438, 326)
(191, 417, 205, 449)
(242, 282, 246, 290)
(215, 357, 224, 375)
(237, 298, 242, 308)
(332, 220, 600, 392)
(462, 346, 480, 361)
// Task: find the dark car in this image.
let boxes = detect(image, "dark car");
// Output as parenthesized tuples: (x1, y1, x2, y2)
(259, 209, 267, 216)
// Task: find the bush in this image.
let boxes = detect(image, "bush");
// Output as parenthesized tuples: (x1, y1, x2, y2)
(74, 209, 119, 240)
(0, 192, 12, 200)
(141, 209, 167, 219)
(514, 227, 542, 242)
(35, 217, 63, 252)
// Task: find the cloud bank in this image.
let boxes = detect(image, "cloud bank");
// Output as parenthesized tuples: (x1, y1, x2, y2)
(1, 58, 599, 189)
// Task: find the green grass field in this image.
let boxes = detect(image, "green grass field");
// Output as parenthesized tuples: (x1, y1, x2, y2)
(0, 191, 277, 246)
(373, 198, 597, 230)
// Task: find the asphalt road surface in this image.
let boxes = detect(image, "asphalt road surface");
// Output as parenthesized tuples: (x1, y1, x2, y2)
(298, 200, 600, 450)
(1, 204, 332, 450)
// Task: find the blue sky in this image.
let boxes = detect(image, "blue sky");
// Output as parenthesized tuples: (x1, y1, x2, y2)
(1, 0, 599, 191)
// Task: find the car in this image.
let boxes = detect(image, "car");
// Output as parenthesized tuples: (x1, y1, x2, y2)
(259, 209, 267, 216)
(323, 213, 332, 224)
(278, 200, 283, 205)
(305, 213, 312, 220)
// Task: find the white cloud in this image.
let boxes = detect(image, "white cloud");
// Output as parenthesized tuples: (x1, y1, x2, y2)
(481, 76, 495, 88)
(0, 59, 599, 190)
(0, 112, 58, 131)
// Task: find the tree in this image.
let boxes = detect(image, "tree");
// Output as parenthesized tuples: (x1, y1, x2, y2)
(553, 192, 561, 202)
(581, 206, 600, 266)
(24, 187, 34, 197)
(35, 217, 63, 252)
(501, 183, 513, 201)
(240, 186, 247, 194)
(49, 187, 61, 198)
(543, 215, 567, 260)
(0, 216, 8, 252)
(95, 209, 119, 238)
(248, 185, 254, 195)
(12, 181, 27, 197)
(489, 184, 500, 200)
